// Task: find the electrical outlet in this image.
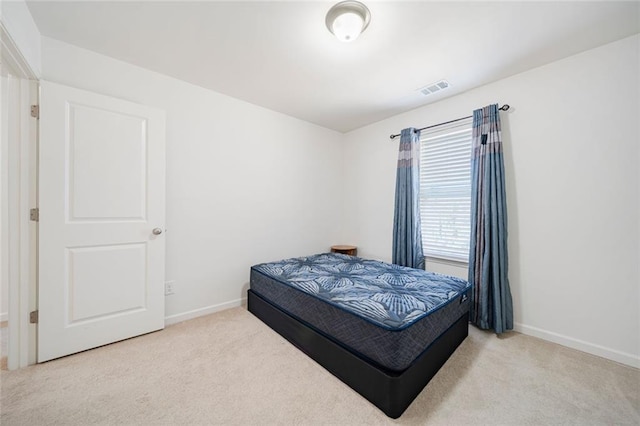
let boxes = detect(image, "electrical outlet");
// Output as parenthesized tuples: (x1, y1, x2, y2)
(165, 281, 175, 296)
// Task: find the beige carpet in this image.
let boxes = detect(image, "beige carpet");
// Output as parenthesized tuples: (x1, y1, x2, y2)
(1, 307, 638, 425)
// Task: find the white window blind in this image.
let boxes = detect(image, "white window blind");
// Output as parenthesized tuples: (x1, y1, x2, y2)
(419, 119, 472, 262)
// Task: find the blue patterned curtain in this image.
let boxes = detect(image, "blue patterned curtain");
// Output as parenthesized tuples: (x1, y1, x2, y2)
(392, 128, 425, 269)
(468, 104, 513, 333)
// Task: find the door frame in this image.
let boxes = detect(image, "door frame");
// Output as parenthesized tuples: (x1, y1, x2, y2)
(1, 22, 38, 369)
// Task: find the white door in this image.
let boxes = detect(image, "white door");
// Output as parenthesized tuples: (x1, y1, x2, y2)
(38, 81, 166, 362)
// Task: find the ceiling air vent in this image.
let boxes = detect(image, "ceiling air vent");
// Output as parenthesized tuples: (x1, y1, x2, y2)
(418, 79, 450, 96)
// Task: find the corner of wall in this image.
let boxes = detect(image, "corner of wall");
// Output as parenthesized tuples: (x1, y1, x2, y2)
(1, 0, 42, 77)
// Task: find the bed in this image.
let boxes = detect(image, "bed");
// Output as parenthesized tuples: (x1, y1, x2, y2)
(248, 252, 471, 418)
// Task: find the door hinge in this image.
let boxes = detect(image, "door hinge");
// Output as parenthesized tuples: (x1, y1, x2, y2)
(30, 105, 39, 119)
(30, 208, 39, 221)
(30, 310, 38, 324)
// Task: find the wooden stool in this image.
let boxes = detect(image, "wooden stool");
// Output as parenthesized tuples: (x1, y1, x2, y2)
(331, 245, 357, 256)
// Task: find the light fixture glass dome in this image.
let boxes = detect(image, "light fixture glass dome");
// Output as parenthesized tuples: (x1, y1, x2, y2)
(326, 1, 371, 43)
(332, 12, 364, 42)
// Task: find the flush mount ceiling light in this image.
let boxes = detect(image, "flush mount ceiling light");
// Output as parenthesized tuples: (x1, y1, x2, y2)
(326, 1, 371, 43)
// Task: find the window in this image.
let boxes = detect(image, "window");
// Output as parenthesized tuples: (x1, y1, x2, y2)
(419, 118, 472, 262)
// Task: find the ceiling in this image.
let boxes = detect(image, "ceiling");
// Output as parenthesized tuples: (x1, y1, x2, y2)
(26, 1, 640, 133)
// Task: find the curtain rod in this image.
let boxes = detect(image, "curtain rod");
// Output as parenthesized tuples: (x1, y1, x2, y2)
(389, 104, 511, 140)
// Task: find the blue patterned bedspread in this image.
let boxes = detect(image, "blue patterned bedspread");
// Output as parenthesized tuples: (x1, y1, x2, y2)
(251, 253, 471, 331)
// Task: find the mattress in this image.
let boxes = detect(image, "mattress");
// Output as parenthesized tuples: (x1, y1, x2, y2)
(250, 253, 471, 372)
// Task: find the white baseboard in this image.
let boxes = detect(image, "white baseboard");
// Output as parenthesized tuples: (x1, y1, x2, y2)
(0, 312, 7, 323)
(162, 303, 640, 368)
(164, 298, 247, 326)
(514, 322, 639, 369)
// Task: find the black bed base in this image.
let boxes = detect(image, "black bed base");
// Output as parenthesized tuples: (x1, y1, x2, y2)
(247, 289, 469, 419)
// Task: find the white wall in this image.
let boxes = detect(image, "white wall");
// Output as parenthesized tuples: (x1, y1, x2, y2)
(28, 25, 640, 369)
(0, 0, 41, 77)
(41, 37, 344, 322)
(343, 35, 640, 367)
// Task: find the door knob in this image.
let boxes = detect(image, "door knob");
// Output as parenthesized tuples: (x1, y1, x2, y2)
(152, 228, 163, 235)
